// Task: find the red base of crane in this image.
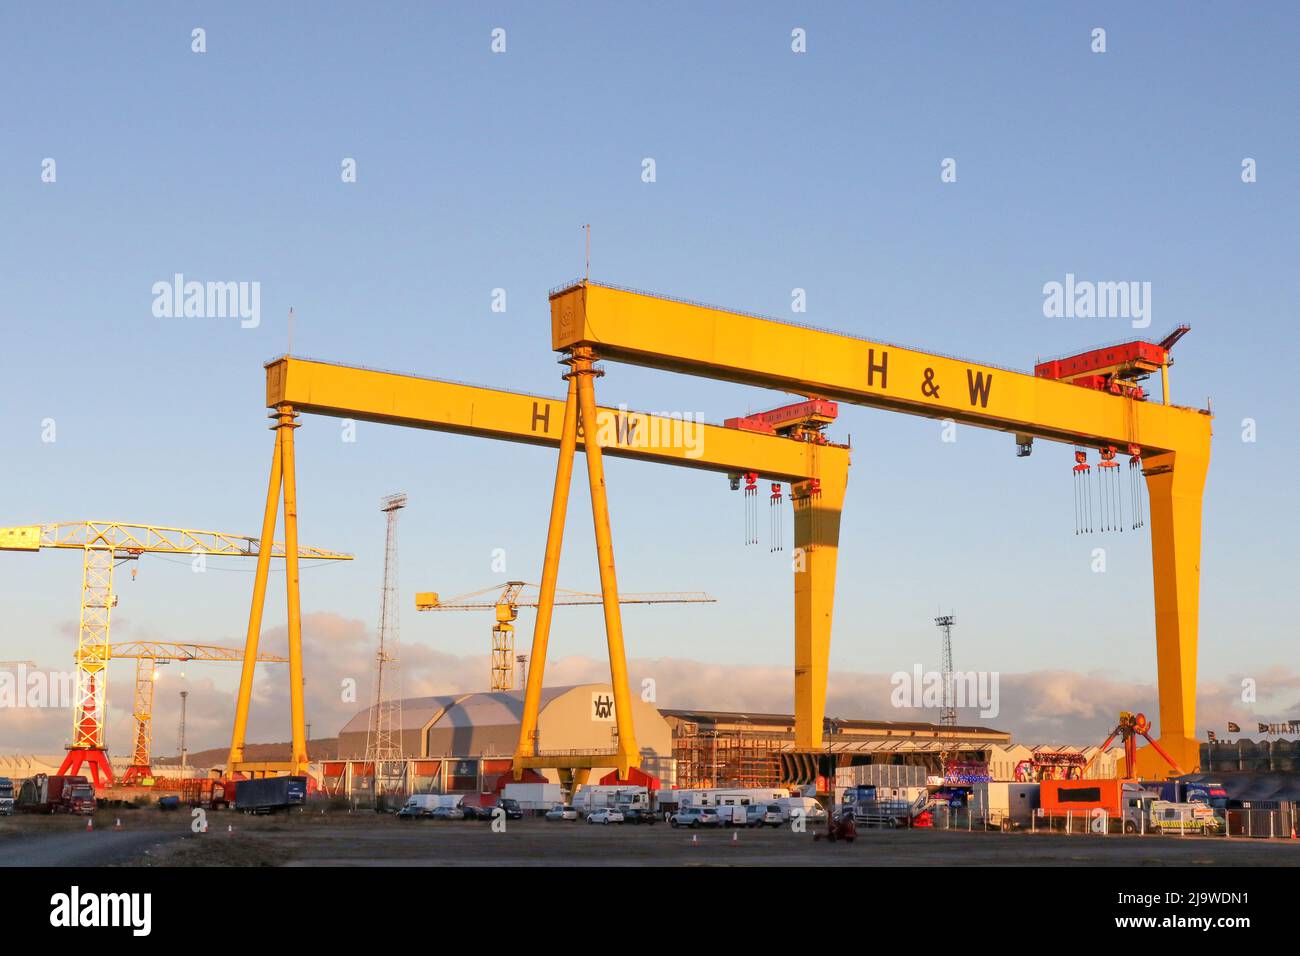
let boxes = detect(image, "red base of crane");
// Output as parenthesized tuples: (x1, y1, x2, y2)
(58, 747, 115, 789)
(119, 764, 152, 786)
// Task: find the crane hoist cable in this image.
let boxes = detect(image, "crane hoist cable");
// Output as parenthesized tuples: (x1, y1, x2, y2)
(769, 482, 784, 553)
(1129, 443, 1146, 530)
(1098, 445, 1121, 533)
(742, 471, 759, 546)
(1072, 449, 1092, 535)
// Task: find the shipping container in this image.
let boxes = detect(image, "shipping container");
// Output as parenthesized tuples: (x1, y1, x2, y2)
(833, 764, 927, 789)
(233, 775, 307, 814)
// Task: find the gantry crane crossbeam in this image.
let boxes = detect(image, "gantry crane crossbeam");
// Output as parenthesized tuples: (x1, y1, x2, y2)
(549, 281, 1210, 454)
(264, 356, 839, 483)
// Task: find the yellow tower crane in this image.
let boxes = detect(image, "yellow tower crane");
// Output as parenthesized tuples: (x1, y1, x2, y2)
(105, 641, 290, 786)
(0, 521, 352, 788)
(415, 582, 715, 691)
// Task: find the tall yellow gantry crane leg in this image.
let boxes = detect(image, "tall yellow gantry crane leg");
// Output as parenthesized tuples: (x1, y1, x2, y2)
(227, 408, 317, 776)
(234, 357, 849, 783)
(549, 280, 1213, 778)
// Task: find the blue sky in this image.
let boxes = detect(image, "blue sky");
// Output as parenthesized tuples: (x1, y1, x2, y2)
(1, 3, 1296, 748)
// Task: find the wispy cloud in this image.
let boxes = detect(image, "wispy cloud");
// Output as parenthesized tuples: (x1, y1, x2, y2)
(5, 612, 1296, 755)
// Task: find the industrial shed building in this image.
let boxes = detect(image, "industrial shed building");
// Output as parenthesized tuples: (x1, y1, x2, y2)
(330, 683, 673, 794)
(662, 708, 1014, 789)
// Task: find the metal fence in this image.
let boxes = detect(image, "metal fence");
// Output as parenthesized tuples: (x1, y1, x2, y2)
(917, 805, 1296, 839)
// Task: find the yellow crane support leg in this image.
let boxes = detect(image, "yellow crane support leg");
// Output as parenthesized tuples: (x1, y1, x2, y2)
(572, 349, 640, 777)
(792, 456, 848, 750)
(278, 405, 310, 773)
(227, 422, 284, 772)
(514, 374, 580, 775)
(122, 658, 157, 784)
(1131, 448, 1209, 778)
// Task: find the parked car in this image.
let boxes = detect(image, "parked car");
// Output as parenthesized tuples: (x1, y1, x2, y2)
(747, 804, 783, 828)
(670, 807, 721, 828)
(461, 803, 494, 820)
(432, 805, 465, 820)
(622, 807, 657, 825)
(587, 808, 625, 824)
(545, 804, 579, 822)
(496, 798, 523, 820)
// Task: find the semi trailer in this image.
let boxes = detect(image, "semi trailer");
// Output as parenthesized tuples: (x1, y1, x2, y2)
(16, 774, 96, 814)
(232, 775, 306, 814)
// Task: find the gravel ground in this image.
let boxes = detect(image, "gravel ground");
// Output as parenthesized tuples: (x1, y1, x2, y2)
(7, 811, 1296, 867)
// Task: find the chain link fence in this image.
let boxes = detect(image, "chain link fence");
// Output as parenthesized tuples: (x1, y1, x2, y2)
(915, 804, 1296, 838)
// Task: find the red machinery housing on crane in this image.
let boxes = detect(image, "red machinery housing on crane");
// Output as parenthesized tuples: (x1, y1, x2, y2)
(725, 400, 840, 550)
(1034, 326, 1190, 401)
(724, 399, 839, 438)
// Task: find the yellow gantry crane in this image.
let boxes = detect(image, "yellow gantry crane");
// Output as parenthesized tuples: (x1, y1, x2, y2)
(415, 582, 715, 690)
(239, 273, 1209, 787)
(232, 356, 845, 783)
(0, 521, 351, 787)
(105, 641, 290, 786)
(546, 280, 1213, 778)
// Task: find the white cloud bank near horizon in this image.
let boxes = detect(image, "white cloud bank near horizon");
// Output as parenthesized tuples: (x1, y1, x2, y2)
(3, 612, 1297, 755)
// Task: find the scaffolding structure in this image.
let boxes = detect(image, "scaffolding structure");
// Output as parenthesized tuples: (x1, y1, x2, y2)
(672, 727, 783, 790)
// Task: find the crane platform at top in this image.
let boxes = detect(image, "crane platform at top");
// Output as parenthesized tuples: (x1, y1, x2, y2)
(1034, 325, 1191, 402)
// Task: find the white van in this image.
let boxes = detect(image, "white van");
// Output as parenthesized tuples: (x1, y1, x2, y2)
(775, 796, 827, 823)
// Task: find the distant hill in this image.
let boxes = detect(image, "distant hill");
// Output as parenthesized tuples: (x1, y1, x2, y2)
(156, 738, 339, 769)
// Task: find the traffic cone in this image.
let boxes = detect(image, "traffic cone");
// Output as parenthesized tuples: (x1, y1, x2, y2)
(85, 818, 93, 832)
(690, 833, 699, 847)
(113, 818, 122, 831)
(227, 824, 234, 836)
(730, 830, 739, 846)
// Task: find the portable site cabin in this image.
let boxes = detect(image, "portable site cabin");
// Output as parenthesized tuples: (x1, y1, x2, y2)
(970, 781, 1040, 828)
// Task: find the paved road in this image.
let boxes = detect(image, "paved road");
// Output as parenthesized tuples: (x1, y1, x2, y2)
(0, 826, 189, 867)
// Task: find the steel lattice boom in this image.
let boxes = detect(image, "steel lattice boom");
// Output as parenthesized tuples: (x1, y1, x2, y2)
(416, 581, 715, 691)
(105, 642, 289, 785)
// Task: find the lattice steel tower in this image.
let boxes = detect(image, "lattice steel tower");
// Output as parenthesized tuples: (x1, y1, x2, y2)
(935, 614, 957, 728)
(365, 493, 407, 799)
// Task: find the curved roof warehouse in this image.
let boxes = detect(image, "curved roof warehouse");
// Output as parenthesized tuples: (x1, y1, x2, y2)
(336, 683, 673, 784)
